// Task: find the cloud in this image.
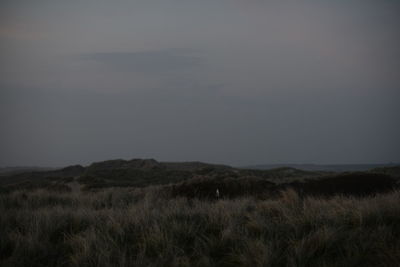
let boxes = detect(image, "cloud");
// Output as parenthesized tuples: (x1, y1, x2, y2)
(80, 49, 203, 73)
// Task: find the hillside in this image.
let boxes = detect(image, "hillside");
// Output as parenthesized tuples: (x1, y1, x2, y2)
(1, 174, 400, 267)
(244, 163, 400, 172)
(1, 159, 400, 267)
(1, 159, 398, 198)
(0, 167, 55, 176)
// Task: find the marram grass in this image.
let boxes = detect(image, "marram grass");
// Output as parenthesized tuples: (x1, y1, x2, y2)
(1, 188, 399, 267)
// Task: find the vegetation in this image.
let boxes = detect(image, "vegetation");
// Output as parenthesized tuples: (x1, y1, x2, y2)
(1, 187, 400, 267)
(1, 159, 399, 266)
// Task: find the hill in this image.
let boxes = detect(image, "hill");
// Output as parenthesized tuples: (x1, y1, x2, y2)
(244, 163, 400, 172)
(1, 159, 400, 266)
(0, 167, 55, 176)
(1, 158, 398, 198)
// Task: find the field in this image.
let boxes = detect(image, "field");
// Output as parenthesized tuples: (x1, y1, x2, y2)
(1, 160, 399, 267)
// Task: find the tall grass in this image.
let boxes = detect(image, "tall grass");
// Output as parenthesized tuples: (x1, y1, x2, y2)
(1, 187, 399, 267)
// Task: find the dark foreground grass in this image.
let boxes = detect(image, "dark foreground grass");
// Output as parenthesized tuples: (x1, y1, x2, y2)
(1, 188, 399, 267)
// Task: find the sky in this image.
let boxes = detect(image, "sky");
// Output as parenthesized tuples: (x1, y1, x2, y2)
(0, 0, 399, 167)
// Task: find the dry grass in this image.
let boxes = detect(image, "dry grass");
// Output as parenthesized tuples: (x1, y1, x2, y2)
(1, 187, 399, 267)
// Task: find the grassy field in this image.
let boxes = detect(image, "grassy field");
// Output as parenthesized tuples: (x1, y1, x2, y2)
(1, 186, 399, 267)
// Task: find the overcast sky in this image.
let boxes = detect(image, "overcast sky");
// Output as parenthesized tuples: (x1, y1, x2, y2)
(1, 0, 399, 167)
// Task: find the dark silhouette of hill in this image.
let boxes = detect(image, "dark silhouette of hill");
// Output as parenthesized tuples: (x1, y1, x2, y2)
(0, 165, 85, 186)
(244, 163, 400, 172)
(371, 166, 400, 178)
(78, 159, 234, 189)
(85, 158, 232, 172)
(0, 158, 399, 198)
(167, 172, 398, 200)
(0, 166, 55, 176)
(169, 176, 277, 199)
(162, 161, 232, 171)
(281, 172, 398, 197)
(86, 159, 163, 172)
(238, 167, 327, 181)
